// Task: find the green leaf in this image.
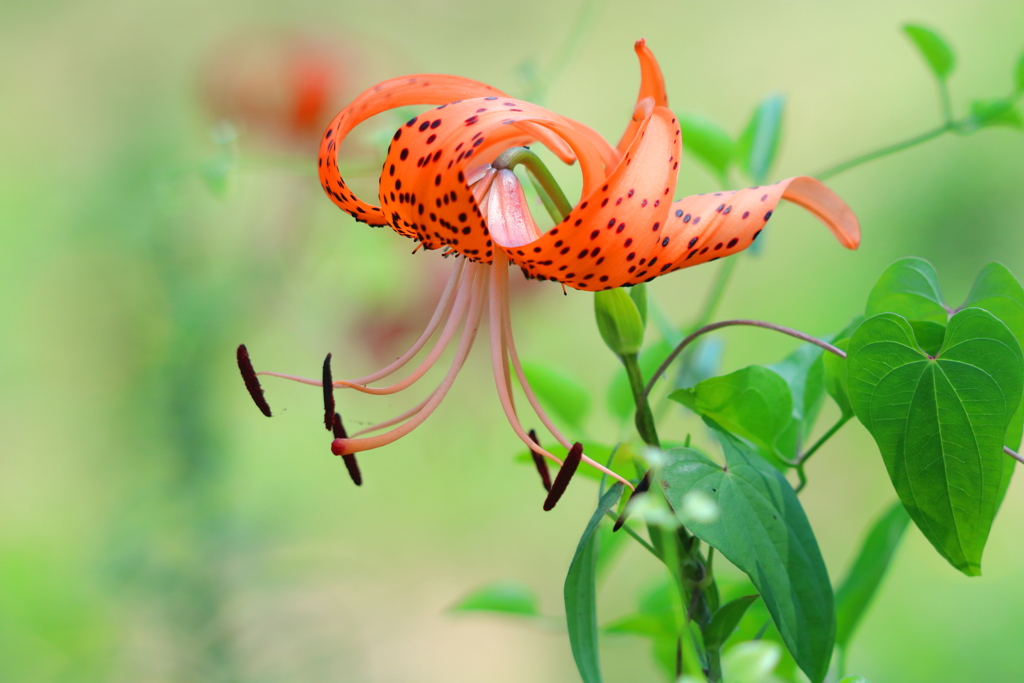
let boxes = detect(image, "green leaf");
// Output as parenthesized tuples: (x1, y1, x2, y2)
(450, 581, 540, 616)
(834, 502, 910, 649)
(823, 339, 854, 418)
(564, 483, 623, 683)
(768, 341, 828, 443)
(839, 677, 872, 683)
(721, 641, 782, 683)
(677, 111, 735, 182)
(909, 320, 946, 356)
(847, 309, 1024, 575)
(866, 257, 947, 323)
(704, 595, 759, 652)
(520, 360, 592, 430)
(903, 24, 956, 81)
(594, 289, 645, 357)
(735, 94, 786, 185)
(669, 366, 796, 467)
(968, 98, 1023, 130)
(962, 262, 1024, 452)
(602, 612, 673, 638)
(660, 429, 835, 682)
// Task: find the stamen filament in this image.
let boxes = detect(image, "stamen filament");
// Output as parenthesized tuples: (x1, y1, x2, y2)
(346, 256, 466, 385)
(331, 264, 489, 455)
(487, 260, 564, 469)
(256, 259, 474, 394)
(495, 253, 634, 490)
(350, 395, 431, 436)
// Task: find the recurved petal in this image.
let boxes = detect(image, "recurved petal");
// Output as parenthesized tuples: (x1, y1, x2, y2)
(317, 74, 573, 228)
(655, 177, 860, 272)
(616, 39, 669, 154)
(500, 106, 681, 289)
(380, 97, 607, 262)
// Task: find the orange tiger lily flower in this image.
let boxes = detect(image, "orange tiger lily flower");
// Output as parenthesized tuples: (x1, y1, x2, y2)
(239, 39, 859, 505)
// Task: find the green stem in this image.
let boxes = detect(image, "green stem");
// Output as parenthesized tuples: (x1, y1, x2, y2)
(603, 510, 661, 559)
(800, 415, 851, 465)
(939, 82, 955, 126)
(794, 415, 851, 493)
(492, 146, 573, 223)
(815, 123, 951, 181)
(622, 353, 660, 448)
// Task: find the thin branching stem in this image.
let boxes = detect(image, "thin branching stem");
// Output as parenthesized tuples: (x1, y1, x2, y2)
(815, 124, 952, 181)
(794, 415, 852, 493)
(1005, 445, 1024, 465)
(643, 320, 846, 401)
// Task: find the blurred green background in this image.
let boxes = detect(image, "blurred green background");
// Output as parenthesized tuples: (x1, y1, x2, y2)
(2, 1, 1022, 681)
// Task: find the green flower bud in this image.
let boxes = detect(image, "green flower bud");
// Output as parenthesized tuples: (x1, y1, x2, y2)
(594, 288, 645, 357)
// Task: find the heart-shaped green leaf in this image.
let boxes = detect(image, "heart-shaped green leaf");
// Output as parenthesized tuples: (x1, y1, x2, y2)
(660, 429, 834, 683)
(866, 257, 947, 324)
(963, 262, 1024, 452)
(768, 341, 827, 445)
(823, 339, 854, 418)
(847, 309, 1023, 575)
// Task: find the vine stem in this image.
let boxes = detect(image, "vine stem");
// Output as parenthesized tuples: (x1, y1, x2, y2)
(1006, 445, 1024, 465)
(642, 319, 846, 400)
(794, 415, 852, 493)
(815, 124, 951, 181)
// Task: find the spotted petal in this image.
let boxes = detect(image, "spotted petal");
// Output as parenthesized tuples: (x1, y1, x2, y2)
(317, 74, 574, 228)
(379, 98, 608, 261)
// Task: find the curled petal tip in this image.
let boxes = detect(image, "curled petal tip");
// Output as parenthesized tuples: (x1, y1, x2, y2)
(634, 38, 646, 50)
(782, 176, 861, 250)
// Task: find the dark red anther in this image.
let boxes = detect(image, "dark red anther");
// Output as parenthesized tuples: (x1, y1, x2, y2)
(331, 411, 348, 439)
(236, 344, 272, 417)
(341, 454, 362, 486)
(613, 470, 651, 531)
(528, 429, 552, 492)
(322, 353, 335, 431)
(543, 442, 583, 511)
(332, 412, 362, 486)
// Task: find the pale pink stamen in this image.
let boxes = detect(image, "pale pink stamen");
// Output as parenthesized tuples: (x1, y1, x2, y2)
(332, 264, 488, 455)
(333, 261, 478, 395)
(345, 256, 466, 385)
(349, 395, 431, 437)
(487, 259, 564, 468)
(256, 259, 473, 393)
(492, 252, 633, 490)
